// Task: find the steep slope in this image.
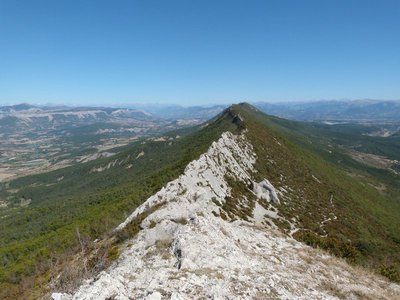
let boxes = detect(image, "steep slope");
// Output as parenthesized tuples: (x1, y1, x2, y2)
(232, 104, 400, 280)
(0, 108, 239, 299)
(3, 103, 400, 299)
(53, 129, 399, 299)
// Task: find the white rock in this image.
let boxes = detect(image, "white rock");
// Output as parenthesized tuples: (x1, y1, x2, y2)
(51, 293, 72, 300)
(146, 291, 162, 300)
(252, 179, 280, 204)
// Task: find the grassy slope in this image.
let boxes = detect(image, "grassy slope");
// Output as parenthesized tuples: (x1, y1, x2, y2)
(229, 103, 400, 281)
(0, 111, 239, 299)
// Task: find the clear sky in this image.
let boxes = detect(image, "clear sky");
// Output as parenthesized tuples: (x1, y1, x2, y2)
(0, 0, 399, 106)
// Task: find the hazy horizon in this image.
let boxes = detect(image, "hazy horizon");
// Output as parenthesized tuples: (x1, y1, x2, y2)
(2, 98, 400, 109)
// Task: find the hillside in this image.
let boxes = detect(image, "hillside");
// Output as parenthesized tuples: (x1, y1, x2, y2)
(53, 130, 399, 299)
(1, 103, 400, 299)
(230, 104, 400, 279)
(0, 108, 239, 299)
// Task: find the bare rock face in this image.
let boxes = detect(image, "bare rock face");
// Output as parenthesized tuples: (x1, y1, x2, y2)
(52, 132, 400, 300)
(252, 179, 280, 204)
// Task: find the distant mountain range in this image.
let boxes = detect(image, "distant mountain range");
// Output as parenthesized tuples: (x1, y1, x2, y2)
(3, 100, 400, 125)
(0, 104, 155, 133)
(122, 103, 227, 120)
(116, 99, 400, 122)
(254, 100, 400, 122)
(0, 104, 229, 134)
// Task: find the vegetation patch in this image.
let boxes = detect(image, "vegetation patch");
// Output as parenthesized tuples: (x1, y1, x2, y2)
(295, 231, 361, 264)
(172, 217, 188, 225)
(220, 175, 256, 221)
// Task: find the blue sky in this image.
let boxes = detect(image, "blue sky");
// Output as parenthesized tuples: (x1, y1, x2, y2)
(0, 0, 399, 106)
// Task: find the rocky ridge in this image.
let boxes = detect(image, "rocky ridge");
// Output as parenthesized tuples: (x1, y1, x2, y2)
(53, 131, 400, 300)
